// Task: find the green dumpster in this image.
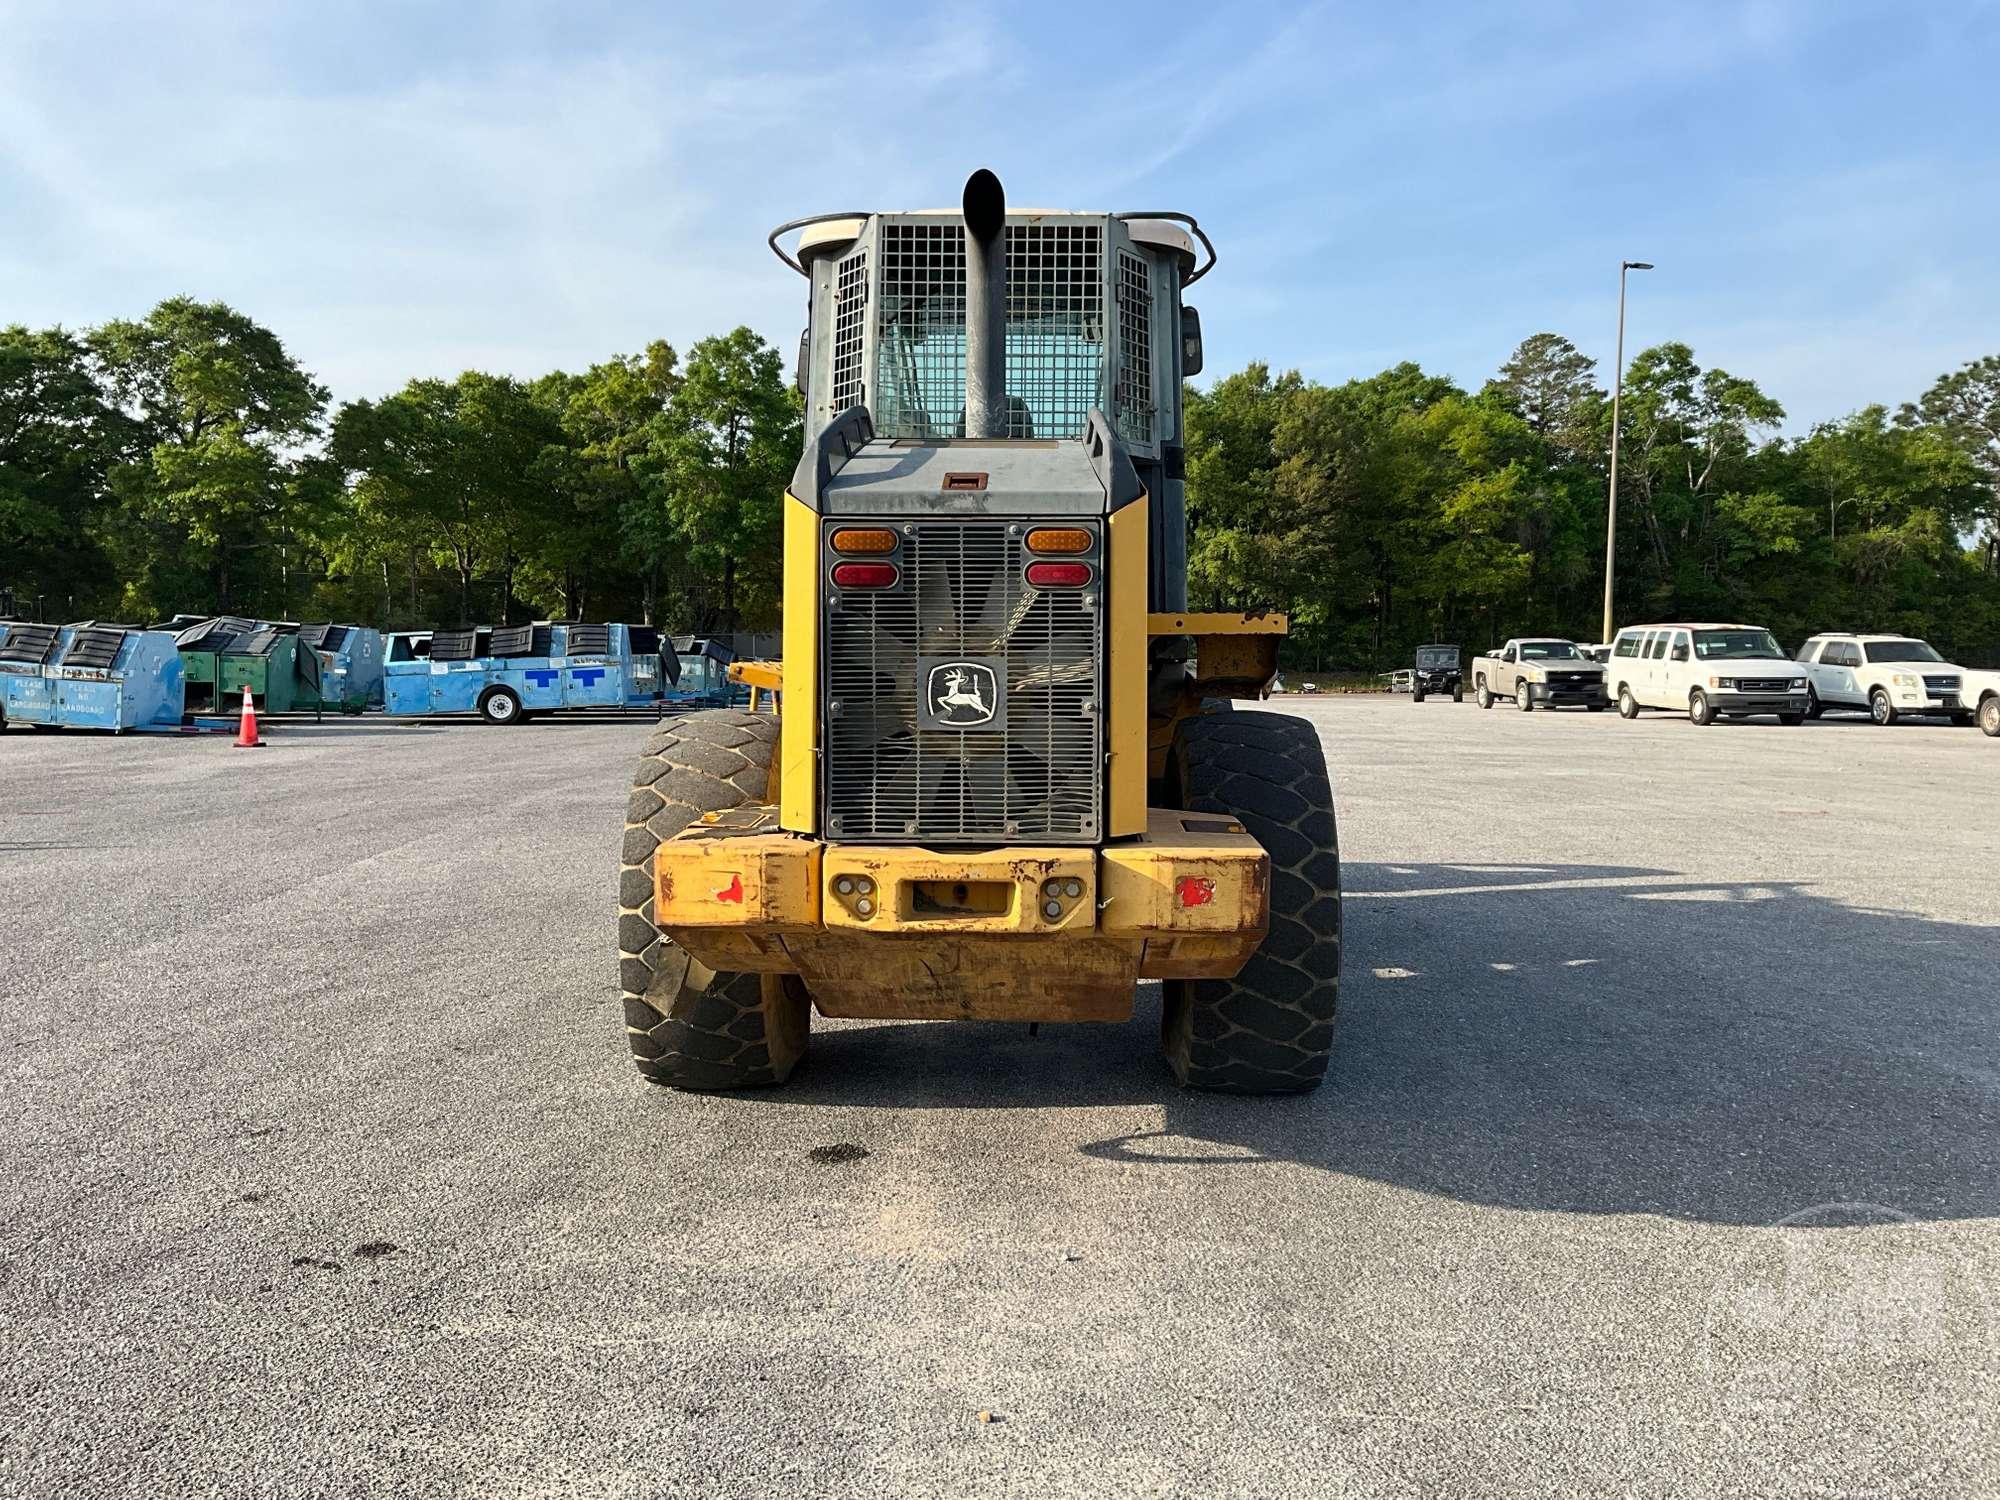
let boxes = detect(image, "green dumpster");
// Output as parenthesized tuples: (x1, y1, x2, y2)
(170, 616, 258, 714)
(218, 626, 312, 712)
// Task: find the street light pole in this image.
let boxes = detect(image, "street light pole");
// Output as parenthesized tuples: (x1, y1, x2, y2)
(1602, 260, 1652, 645)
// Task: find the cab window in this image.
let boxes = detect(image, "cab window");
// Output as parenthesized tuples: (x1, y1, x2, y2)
(1796, 640, 1822, 662)
(1671, 631, 1691, 660)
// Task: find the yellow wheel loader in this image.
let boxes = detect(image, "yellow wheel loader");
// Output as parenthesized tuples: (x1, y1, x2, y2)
(617, 171, 1341, 1094)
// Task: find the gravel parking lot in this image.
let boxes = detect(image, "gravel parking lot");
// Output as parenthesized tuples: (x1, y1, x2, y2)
(2, 699, 1995, 1499)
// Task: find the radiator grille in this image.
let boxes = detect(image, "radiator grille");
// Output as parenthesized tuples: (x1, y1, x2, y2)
(1115, 250, 1154, 443)
(823, 520, 1102, 843)
(832, 248, 868, 413)
(872, 220, 1105, 442)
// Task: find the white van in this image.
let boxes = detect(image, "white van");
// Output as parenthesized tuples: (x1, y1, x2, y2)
(1794, 633, 1970, 725)
(1606, 623, 1809, 725)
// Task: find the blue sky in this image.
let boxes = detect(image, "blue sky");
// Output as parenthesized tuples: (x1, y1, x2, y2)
(4, 0, 1996, 431)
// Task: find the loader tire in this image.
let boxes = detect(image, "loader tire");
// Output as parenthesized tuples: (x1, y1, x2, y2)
(1162, 710, 1341, 1094)
(617, 709, 808, 1090)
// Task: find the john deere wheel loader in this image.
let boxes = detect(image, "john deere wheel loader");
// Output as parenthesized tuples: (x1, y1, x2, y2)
(617, 171, 1340, 1094)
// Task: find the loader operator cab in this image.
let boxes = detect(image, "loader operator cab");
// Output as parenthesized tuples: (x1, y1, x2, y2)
(779, 176, 1209, 619)
(615, 171, 1342, 1101)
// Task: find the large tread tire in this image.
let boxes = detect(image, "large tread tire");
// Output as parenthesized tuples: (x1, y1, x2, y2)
(617, 709, 807, 1090)
(1162, 710, 1340, 1094)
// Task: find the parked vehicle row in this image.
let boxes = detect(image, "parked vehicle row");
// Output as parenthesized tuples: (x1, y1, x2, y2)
(1424, 625, 2000, 736)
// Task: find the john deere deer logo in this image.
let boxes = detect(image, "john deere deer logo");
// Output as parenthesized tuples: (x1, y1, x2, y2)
(926, 661, 999, 728)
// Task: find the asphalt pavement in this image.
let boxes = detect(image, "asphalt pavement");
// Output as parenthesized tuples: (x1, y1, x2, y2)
(2, 699, 1995, 1498)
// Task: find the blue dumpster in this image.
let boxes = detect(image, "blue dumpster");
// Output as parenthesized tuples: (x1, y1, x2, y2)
(1, 623, 185, 732)
(295, 622, 385, 712)
(0, 621, 64, 727)
(664, 637, 743, 708)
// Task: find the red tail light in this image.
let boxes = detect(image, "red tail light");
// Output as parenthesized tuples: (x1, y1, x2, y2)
(1026, 561, 1092, 588)
(831, 561, 898, 588)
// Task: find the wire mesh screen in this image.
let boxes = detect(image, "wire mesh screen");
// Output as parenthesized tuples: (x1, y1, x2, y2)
(873, 219, 1106, 441)
(1115, 250, 1155, 444)
(823, 519, 1102, 842)
(832, 248, 868, 413)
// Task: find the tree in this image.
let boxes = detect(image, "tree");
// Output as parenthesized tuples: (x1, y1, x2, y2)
(534, 341, 680, 623)
(332, 372, 564, 626)
(1184, 364, 1307, 610)
(1486, 333, 1604, 459)
(654, 329, 800, 633)
(1614, 342, 1785, 606)
(1902, 356, 2000, 568)
(87, 298, 326, 617)
(0, 325, 130, 615)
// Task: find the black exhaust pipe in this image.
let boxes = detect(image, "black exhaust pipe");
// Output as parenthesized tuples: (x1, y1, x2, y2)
(963, 168, 1007, 439)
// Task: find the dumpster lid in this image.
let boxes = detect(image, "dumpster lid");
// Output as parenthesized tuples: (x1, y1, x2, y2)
(672, 636, 735, 663)
(297, 622, 350, 651)
(230, 627, 286, 657)
(0, 622, 61, 665)
(430, 628, 480, 662)
(490, 624, 554, 659)
(59, 624, 133, 669)
(564, 623, 611, 656)
(175, 615, 258, 651)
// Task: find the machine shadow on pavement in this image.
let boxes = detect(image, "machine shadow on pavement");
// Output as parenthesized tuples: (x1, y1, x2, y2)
(771, 863, 2000, 1228)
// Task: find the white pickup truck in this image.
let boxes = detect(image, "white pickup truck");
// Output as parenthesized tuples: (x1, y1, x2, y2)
(1470, 638, 1610, 712)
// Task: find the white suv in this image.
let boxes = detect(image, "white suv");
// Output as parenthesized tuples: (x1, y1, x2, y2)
(1795, 634, 1971, 726)
(1606, 623, 1809, 725)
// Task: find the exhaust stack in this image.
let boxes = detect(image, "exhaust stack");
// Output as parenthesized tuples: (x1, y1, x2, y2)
(962, 169, 1007, 439)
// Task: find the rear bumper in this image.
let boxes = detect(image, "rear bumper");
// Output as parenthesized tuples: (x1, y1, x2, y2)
(652, 808, 1271, 1022)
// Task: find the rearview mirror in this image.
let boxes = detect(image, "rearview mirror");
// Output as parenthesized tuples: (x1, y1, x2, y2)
(795, 329, 809, 398)
(1671, 645, 1689, 661)
(1181, 306, 1204, 377)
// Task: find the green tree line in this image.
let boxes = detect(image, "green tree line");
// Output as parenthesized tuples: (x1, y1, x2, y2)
(1, 299, 799, 633)
(6, 298, 1999, 666)
(1187, 337, 2000, 668)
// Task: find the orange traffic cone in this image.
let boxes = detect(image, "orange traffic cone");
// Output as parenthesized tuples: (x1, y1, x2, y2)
(235, 686, 264, 748)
